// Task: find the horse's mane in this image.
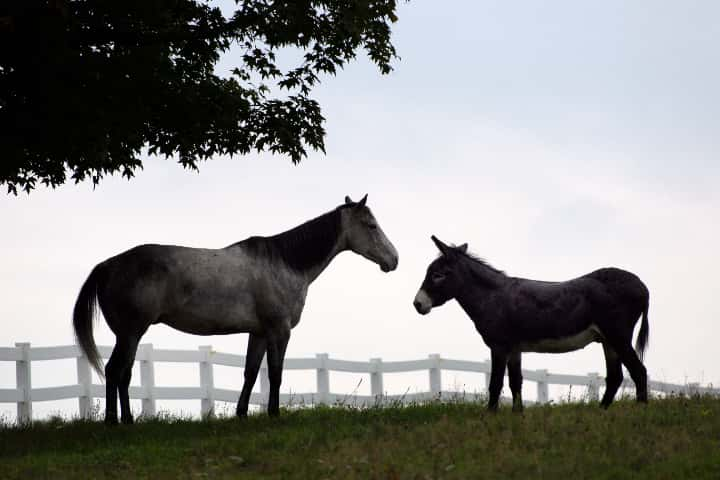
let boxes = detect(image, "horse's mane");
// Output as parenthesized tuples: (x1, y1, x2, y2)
(232, 204, 353, 272)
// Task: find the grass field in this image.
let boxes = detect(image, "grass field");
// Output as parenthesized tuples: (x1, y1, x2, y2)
(1, 396, 718, 479)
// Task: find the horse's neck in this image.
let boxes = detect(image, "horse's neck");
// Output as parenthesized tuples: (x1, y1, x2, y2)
(245, 208, 348, 283)
(302, 239, 347, 284)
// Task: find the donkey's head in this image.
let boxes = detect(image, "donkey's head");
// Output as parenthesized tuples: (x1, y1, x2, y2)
(341, 194, 399, 273)
(413, 235, 469, 314)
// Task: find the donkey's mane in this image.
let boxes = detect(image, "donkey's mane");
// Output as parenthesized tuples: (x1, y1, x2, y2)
(443, 245, 506, 276)
(232, 204, 353, 272)
(465, 252, 506, 275)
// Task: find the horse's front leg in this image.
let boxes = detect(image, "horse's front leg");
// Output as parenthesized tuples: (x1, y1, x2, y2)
(236, 333, 267, 418)
(266, 326, 291, 416)
(488, 349, 509, 411)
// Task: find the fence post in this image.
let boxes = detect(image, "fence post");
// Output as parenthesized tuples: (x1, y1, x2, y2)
(199, 346, 215, 418)
(370, 357, 384, 404)
(259, 355, 270, 409)
(428, 354, 442, 399)
(483, 360, 491, 394)
(687, 382, 700, 396)
(76, 346, 92, 419)
(536, 369, 549, 404)
(15, 342, 32, 424)
(140, 344, 156, 417)
(587, 372, 600, 402)
(316, 353, 330, 405)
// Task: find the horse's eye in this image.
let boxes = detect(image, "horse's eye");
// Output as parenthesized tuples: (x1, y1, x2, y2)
(432, 273, 446, 283)
(366, 223, 378, 230)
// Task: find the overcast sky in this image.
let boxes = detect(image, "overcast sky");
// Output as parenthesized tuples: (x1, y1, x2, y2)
(2, 0, 719, 420)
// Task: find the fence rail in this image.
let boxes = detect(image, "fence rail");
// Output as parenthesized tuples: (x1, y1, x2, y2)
(1, 342, 717, 424)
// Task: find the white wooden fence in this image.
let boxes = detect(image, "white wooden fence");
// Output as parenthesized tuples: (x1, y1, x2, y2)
(1, 342, 717, 424)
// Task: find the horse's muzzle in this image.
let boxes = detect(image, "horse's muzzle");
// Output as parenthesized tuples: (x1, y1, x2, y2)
(380, 256, 398, 272)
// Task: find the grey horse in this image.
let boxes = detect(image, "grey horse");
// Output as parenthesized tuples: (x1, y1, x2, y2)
(73, 195, 398, 424)
(414, 236, 649, 411)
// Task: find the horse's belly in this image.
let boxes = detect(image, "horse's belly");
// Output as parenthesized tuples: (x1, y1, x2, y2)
(166, 315, 262, 335)
(161, 301, 262, 336)
(517, 325, 604, 353)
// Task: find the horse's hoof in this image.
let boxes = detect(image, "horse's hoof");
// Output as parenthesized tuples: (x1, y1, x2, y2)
(104, 416, 119, 426)
(121, 416, 134, 425)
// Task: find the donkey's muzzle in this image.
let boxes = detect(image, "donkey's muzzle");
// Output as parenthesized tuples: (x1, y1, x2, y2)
(413, 289, 432, 314)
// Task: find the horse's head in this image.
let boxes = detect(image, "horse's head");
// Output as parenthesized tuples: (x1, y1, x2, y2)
(413, 235, 468, 314)
(341, 194, 399, 273)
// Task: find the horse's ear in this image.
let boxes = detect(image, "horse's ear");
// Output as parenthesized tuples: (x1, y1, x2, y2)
(431, 235, 450, 256)
(345, 195, 353, 205)
(358, 194, 368, 207)
(458, 243, 468, 253)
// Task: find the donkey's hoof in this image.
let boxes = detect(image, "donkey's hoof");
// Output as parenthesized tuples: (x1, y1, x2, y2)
(121, 416, 134, 425)
(104, 415, 119, 426)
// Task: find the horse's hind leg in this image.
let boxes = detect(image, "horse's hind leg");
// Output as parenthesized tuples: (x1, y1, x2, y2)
(105, 348, 120, 425)
(600, 343, 624, 408)
(236, 333, 267, 418)
(118, 336, 140, 424)
(507, 352, 524, 412)
(104, 335, 140, 425)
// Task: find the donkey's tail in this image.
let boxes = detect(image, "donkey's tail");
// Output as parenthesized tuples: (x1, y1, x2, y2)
(73, 264, 105, 379)
(635, 295, 650, 362)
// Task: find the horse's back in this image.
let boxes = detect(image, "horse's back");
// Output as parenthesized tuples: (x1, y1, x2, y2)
(96, 244, 258, 324)
(94, 242, 307, 335)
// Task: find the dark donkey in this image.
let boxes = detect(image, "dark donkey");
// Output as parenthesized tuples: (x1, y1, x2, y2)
(73, 195, 398, 424)
(413, 236, 649, 411)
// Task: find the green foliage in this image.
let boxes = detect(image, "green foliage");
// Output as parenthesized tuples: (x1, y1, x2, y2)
(1, 396, 719, 479)
(0, 1, 400, 194)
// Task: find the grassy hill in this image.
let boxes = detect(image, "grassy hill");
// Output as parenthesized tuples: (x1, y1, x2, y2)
(1, 396, 718, 479)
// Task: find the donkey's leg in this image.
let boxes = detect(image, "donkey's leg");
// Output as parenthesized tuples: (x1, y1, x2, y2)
(600, 343, 624, 409)
(236, 333, 267, 418)
(507, 352, 523, 412)
(118, 336, 140, 424)
(488, 349, 508, 411)
(616, 342, 648, 403)
(266, 328, 291, 416)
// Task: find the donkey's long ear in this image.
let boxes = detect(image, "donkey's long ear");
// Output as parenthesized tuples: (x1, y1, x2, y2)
(358, 194, 368, 206)
(431, 235, 451, 256)
(458, 243, 468, 253)
(345, 195, 354, 205)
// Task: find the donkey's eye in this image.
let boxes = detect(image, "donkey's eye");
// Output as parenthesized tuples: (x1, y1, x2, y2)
(366, 222, 378, 230)
(432, 273, 446, 283)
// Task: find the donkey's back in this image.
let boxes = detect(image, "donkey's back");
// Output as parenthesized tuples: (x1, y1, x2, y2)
(581, 267, 649, 312)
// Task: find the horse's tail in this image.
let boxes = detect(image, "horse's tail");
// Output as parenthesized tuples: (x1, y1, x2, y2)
(634, 292, 650, 362)
(73, 264, 105, 379)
